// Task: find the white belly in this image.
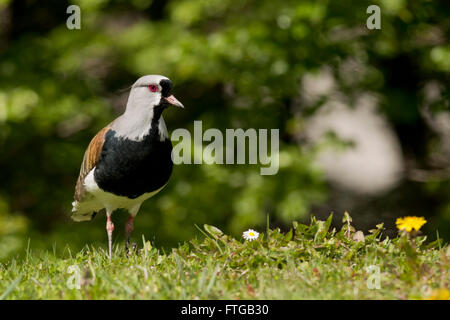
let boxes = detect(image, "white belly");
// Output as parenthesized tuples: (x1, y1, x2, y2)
(84, 168, 166, 212)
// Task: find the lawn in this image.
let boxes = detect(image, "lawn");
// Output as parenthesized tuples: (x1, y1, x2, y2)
(0, 214, 448, 300)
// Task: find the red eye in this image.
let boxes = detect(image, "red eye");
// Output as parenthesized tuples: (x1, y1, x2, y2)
(148, 84, 158, 92)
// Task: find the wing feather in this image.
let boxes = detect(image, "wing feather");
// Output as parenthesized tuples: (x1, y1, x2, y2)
(74, 126, 111, 202)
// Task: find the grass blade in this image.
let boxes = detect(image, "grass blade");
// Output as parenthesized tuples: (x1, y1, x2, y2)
(0, 274, 23, 300)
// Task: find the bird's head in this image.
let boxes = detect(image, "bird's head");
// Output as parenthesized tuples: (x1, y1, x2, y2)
(126, 75, 184, 114)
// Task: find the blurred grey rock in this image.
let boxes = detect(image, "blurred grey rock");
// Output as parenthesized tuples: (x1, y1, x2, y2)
(301, 68, 404, 195)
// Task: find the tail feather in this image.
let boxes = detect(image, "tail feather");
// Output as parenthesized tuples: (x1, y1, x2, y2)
(71, 200, 102, 222)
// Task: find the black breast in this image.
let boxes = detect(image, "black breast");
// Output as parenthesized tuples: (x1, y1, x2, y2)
(94, 129, 173, 199)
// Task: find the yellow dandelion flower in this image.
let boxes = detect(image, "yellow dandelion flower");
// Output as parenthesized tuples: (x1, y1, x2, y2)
(396, 216, 427, 232)
(426, 288, 450, 300)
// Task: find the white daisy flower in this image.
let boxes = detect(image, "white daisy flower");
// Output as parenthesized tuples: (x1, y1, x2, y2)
(243, 229, 259, 241)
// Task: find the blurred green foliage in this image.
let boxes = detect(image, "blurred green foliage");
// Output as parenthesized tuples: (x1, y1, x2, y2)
(0, 0, 449, 258)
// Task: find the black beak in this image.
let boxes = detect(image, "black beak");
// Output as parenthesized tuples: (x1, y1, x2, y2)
(163, 95, 184, 108)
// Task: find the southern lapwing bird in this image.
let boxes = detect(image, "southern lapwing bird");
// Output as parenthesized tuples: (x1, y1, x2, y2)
(71, 75, 183, 261)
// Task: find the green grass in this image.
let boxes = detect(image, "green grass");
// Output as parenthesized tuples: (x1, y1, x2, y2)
(0, 214, 448, 300)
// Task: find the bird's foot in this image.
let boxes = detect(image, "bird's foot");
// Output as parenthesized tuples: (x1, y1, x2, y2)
(124, 215, 135, 257)
(125, 242, 138, 257)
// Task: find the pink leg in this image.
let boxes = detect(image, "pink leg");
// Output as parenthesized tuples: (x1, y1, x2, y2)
(106, 215, 114, 262)
(125, 215, 134, 251)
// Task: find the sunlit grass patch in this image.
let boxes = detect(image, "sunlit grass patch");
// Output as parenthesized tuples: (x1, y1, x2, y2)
(0, 213, 448, 300)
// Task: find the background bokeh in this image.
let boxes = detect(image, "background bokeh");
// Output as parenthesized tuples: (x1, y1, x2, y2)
(0, 0, 449, 260)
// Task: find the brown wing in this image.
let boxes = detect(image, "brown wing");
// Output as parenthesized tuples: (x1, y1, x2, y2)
(74, 125, 111, 202)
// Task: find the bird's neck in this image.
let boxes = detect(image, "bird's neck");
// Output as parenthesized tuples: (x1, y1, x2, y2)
(116, 106, 168, 142)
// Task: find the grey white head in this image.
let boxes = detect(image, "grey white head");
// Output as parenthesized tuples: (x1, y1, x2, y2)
(127, 75, 184, 113)
(114, 75, 184, 141)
